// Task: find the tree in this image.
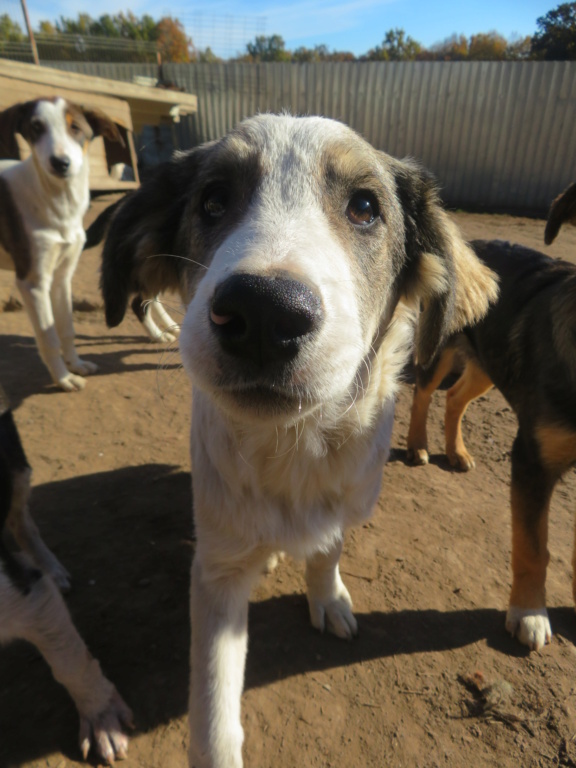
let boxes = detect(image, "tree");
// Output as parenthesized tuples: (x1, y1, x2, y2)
(292, 44, 355, 63)
(195, 46, 223, 64)
(0, 14, 24, 41)
(245, 34, 291, 62)
(506, 35, 533, 60)
(364, 28, 422, 61)
(33, 11, 196, 62)
(531, 2, 576, 59)
(427, 31, 533, 61)
(157, 17, 193, 62)
(428, 33, 469, 60)
(468, 31, 508, 60)
(38, 21, 57, 35)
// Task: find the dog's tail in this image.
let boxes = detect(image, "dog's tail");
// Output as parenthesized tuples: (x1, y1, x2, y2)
(86, 194, 140, 328)
(545, 182, 576, 245)
(84, 194, 131, 250)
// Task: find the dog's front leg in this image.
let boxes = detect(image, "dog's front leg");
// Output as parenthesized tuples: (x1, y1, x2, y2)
(306, 536, 358, 639)
(505, 429, 554, 651)
(189, 554, 261, 768)
(10, 573, 133, 763)
(51, 257, 98, 378)
(16, 275, 86, 392)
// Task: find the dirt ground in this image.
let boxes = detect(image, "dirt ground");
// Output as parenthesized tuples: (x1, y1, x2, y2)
(1, 199, 576, 768)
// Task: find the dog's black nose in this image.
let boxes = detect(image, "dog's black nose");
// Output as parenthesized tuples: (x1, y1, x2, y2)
(210, 273, 323, 365)
(50, 155, 71, 176)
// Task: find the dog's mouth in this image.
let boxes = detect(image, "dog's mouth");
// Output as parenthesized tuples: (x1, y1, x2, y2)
(212, 374, 316, 420)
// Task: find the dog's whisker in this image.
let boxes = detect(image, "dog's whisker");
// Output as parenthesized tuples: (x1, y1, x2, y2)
(148, 300, 187, 317)
(146, 253, 209, 270)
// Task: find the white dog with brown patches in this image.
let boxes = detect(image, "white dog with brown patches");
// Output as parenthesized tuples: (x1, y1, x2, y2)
(0, 97, 122, 391)
(99, 114, 498, 767)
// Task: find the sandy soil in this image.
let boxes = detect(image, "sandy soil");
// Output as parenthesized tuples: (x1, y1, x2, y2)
(1, 199, 576, 768)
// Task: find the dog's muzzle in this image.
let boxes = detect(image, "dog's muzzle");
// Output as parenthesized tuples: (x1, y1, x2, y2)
(210, 273, 324, 368)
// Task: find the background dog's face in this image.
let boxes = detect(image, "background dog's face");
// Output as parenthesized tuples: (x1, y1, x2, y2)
(0, 98, 122, 181)
(101, 114, 496, 423)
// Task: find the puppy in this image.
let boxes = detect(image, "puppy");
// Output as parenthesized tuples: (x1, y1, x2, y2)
(99, 114, 497, 767)
(407, 184, 576, 652)
(84, 193, 181, 343)
(0, 97, 123, 391)
(0, 385, 132, 763)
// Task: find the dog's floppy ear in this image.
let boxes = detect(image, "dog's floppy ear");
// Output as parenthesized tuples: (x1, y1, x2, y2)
(0, 101, 36, 158)
(545, 182, 576, 245)
(391, 157, 498, 369)
(99, 152, 197, 327)
(82, 107, 125, 147)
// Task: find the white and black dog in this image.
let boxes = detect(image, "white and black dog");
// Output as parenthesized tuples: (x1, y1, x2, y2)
(99, 114, 498, 767)
(84, 197, 181, 343)
(0, 385, 132, 763)
(0, 97, 122, 391)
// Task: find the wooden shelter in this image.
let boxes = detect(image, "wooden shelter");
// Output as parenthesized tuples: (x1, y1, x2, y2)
(0, 58, 197, 191)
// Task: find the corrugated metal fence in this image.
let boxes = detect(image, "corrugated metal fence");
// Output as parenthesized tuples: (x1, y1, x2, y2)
(50, 60, 576, 213)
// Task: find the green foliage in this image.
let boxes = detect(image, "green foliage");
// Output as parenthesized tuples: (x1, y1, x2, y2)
(51, 12, 158, 41)
(364, 28, 422, 61)
(531, 2, 576, 59)
(0, 13, 24, 42)
(195, 46, 223, 64)
(428, 30, 535, 60)
(245, 34, 291, 62)
(292, 44, 354, 62)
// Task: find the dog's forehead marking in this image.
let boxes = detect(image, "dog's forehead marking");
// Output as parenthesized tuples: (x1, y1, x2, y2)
(226, 115, 381, 214)
(234, 115, 365, 173)
(33, 97, 67, 126)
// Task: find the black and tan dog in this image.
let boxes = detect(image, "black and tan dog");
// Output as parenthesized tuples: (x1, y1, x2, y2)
(0, 386, 132, 763)
(407, 183, 576, 652)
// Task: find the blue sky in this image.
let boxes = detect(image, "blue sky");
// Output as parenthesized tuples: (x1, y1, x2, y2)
(4, 0, 557, 58)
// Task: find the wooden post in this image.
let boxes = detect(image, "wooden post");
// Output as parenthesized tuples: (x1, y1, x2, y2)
(20, 0, 39, 66)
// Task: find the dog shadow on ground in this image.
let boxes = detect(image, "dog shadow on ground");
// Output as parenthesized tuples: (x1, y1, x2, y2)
(1, 463, 575, 765)
(0, 332, 181, 408)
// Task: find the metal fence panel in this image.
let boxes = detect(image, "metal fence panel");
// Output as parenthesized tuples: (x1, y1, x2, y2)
(46, 60, 576, 213)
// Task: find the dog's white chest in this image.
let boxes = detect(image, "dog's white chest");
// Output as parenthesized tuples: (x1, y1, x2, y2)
(191, 391, 394, 559)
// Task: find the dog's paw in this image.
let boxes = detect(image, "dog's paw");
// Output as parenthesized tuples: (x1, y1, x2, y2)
(448, 449, 475, 471)
(308, 582, 358, 640)
(406, 447, 429, 466)
(67, 358, 98, 377)
(506, 606, 552, 651)
(151, 329, 179, 343)
(79, 688, 134, 765)
(57, 372, 87, 392)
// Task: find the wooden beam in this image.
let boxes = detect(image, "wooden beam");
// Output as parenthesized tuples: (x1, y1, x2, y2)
(19, 0, 39, 66)
(0, 59, 198, 117)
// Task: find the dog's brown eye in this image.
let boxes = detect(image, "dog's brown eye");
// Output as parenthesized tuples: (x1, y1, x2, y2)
(203, 189, 228, 221)
(29, 120, 44, 138)
(347, 192, 378, 226)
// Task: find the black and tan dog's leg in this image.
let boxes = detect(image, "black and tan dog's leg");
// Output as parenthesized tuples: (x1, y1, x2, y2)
(444, 359, 493, 471)
(533, 427, 576, 612)
(0, 566, 133, 763)
(407, 347, 457, 465)
(1, 407, 71, 591)
(505, 429, 557, 650)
